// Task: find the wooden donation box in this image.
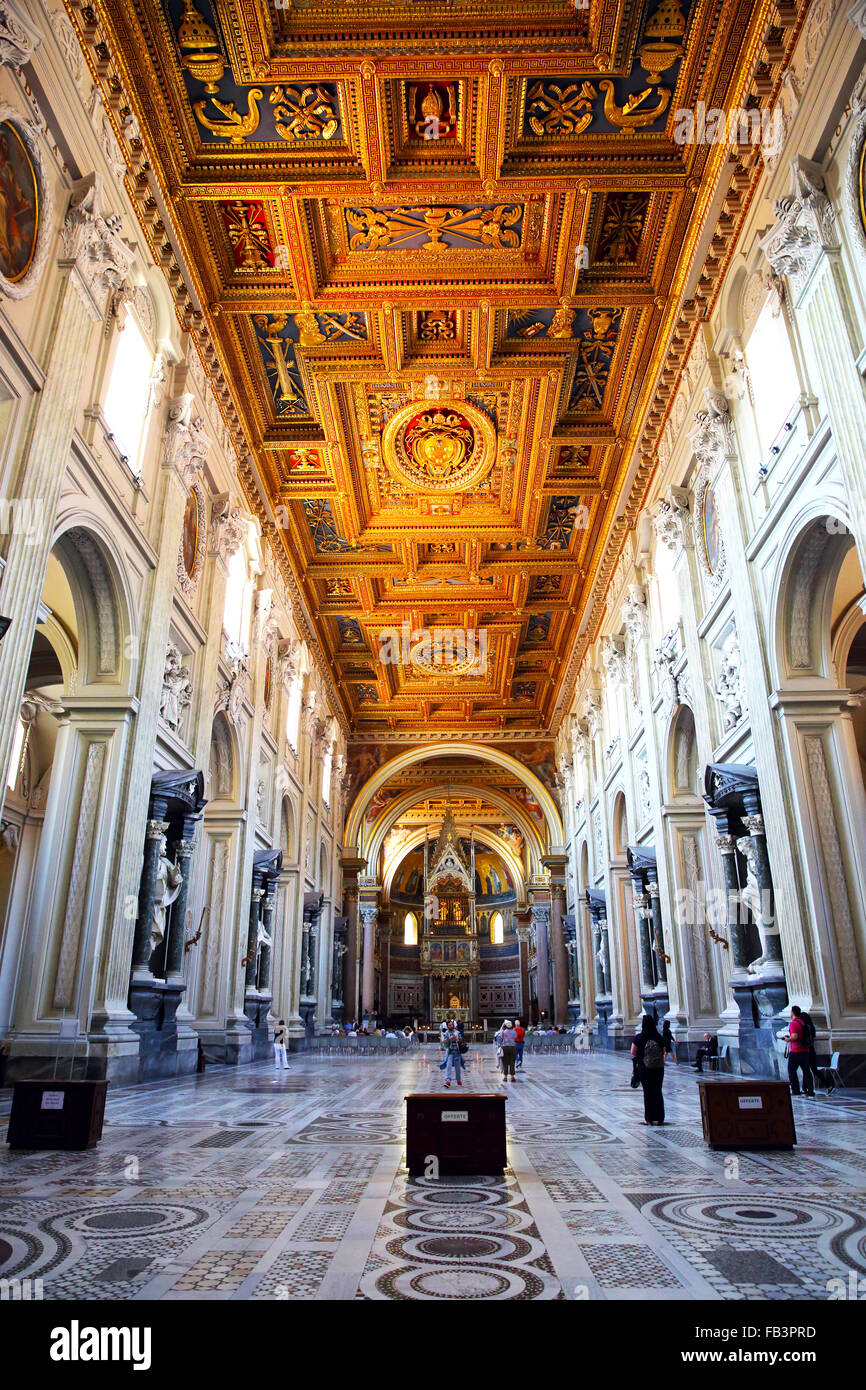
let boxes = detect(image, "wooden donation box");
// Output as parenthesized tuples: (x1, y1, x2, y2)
(6, 1080, 108, 1151)
(698, 1078, 796, 1149)
(405, 1093, 507, 1176)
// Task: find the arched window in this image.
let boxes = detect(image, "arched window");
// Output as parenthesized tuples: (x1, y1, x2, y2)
(745, 295, 800, 455)
(103, 313, 154, 474)
(403, 911, 418, 946)
(491, 911, 504, 944)
(653, 533, 681, 634)
(321, 741, 333, 805)
(286, 676, 302, 753)
(5, 715, 26, 791)
(223, 543, 249, 649)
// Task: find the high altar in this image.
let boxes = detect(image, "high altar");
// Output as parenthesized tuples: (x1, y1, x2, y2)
(420, 808, 480, 1023)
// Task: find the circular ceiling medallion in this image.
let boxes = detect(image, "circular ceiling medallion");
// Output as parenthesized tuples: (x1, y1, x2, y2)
(409, 631, 485, 678)
(381, 399, 496, 494)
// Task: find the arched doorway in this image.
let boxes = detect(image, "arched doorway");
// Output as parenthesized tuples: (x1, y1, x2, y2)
(0, 525, 133, 1079)
(771, 514, 866, 1046)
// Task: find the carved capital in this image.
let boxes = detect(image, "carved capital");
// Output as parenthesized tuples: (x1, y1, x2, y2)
(601, 634, 628, 688)
(0, 1, 42, 69)
(209, 492, 247, 566)
(689, 388, 735, 472)
(60, 175, 136, 321)
(163, 392, 211, 485)
(621, 584, 648, 643)
(652, 486, 690, 554)
(759, 156, 837, 292)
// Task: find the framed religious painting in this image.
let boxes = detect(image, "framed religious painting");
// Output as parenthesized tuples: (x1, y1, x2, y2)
(702, 484, 721, 576)
(693, 466, 726, 588)
(0, 107, 52, 300)
(177, 484, 206, 597)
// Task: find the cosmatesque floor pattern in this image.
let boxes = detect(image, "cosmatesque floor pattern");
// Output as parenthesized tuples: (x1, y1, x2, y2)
(2, 1047, 866, 1301)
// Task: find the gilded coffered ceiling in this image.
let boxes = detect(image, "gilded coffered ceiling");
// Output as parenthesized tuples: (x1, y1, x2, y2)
(71, 0, 786, 737)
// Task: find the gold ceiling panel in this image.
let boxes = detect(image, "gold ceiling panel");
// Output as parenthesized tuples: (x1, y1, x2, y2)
(89, 0, 774, 735)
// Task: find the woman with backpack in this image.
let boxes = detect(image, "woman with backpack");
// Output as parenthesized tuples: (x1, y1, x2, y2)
(631, 1014, 666, 1125)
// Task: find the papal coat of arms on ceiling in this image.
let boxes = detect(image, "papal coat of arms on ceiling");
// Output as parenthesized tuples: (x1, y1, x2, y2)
(381, 398, 496, 497)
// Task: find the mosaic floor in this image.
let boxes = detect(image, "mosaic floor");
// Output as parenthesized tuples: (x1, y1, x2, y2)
(2, 1047, 866, 1301)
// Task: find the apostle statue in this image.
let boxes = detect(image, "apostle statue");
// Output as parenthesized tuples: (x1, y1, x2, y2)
(151, 835, 183, 956)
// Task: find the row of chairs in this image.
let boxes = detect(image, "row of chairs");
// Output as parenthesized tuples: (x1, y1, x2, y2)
(305, 1035, 420, 1057)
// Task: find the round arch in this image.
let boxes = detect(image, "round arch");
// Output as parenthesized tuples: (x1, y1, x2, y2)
(208, 711, 240, 804)
(363, 780, 545, 878)
(344, 743, 564, 856)
(51, 519, 134, 690)
(666, 703, 699, 801)
(610, 789, 628, 861)
(381, 824, 527, 908)
(769, 502, 858, 688)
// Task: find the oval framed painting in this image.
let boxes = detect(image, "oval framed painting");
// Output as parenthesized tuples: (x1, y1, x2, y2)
(264, 653, 273, 712)
(177, 484, 206, 597)
(702, 483, 722, 576)
(0, 107, 52, 300)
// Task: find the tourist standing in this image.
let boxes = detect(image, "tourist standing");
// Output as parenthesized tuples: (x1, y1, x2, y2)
(514, 1019, 526, 1070)
(786, 1005, 815, 1098)
(273, 1019, 289, 1071)
(499, 1019, 518, 1082)
(442, 1019, 463, 1088)
(631, 1014, 666, 1125)
(662, 1020, 677, 1064)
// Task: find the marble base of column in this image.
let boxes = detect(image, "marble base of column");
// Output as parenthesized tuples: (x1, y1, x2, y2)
(298, 997, 317, 1037)
(127, 980, 194, 1082)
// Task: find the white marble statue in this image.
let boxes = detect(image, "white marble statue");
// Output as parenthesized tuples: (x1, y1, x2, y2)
(160, 643, 192, 734)
(151, 836, 183, 955)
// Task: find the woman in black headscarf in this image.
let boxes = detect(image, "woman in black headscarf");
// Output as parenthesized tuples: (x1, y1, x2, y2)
(631, 1014, 666, 1126)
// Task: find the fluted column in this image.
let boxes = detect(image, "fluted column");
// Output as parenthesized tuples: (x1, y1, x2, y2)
(359, 898, 378, 1016)
(530, 900, 552, 1020)
(130, 819, 169, 978)
(632, 889, 655, 993)
(646, 876, 668, 986)
(542, 854, 570, 1025)
(164, 839, 195, 982)
(715, 833, 749, 975)
(245, 887, 264, 991)
(258, 884, 277, 994)
(742, 811, 784, 975)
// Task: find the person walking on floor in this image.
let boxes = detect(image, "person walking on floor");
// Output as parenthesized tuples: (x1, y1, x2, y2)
(498, 1019, 518, 1082)
(273, 1019, 290, 1071)
(442, 1019, 463, 1088)
(662, 1019, 677, 1064)
(631, 1014, 666, 1125)
(514, 1019, 526, 1070)
(786, 1005, 815, 1098)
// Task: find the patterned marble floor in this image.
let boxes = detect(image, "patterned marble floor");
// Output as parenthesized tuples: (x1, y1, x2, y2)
(2, 1047, 866, 1301)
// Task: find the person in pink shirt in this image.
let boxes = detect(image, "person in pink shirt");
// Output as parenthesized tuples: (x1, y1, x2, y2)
(786, 1005, 815, 1097)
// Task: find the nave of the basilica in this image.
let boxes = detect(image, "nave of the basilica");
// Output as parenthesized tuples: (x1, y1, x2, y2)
(2, 0, 866, 1317)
